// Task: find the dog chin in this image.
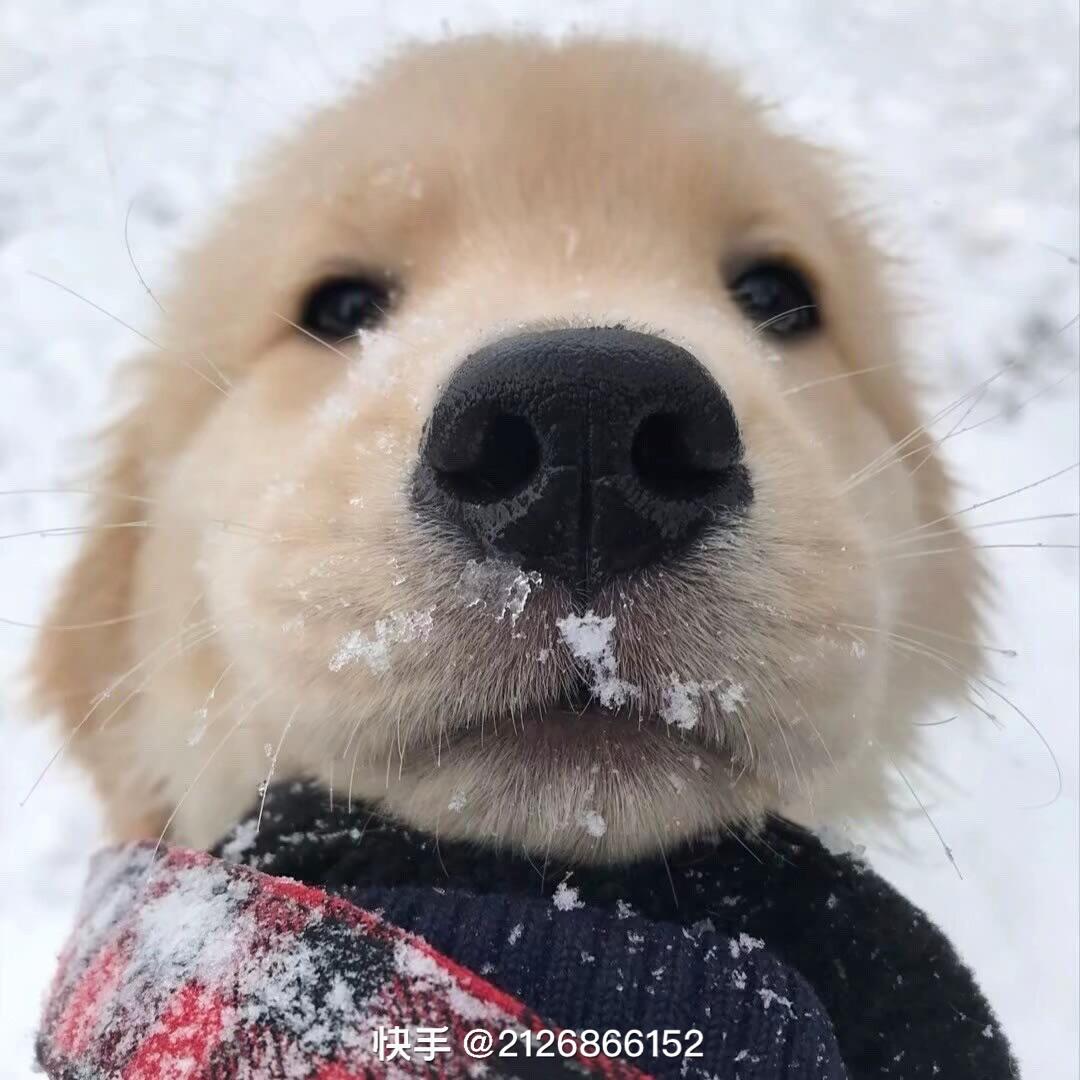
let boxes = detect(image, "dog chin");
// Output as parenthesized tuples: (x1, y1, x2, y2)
(365, 706, 774, 863)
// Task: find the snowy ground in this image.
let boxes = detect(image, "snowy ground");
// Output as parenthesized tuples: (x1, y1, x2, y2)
(1, 3, 1077, 1077)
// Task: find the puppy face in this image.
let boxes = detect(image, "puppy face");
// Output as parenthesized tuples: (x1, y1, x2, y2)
(35, 38, 980, 858)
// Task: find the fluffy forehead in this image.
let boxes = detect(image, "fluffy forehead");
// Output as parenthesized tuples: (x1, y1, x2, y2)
(192, 38, 849, 302)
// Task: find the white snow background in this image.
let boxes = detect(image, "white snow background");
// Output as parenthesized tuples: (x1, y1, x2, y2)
(0, 3, 1077, 1076)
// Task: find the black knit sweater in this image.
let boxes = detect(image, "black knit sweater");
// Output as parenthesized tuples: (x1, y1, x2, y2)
(215, 781, 1018, 1080)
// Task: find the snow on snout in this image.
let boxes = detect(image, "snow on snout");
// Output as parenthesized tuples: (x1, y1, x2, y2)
(329, 608, 434, 673)
(456, 558, 541, 623)
(555, 610, 637, 708)
(661, 675, 748, 732)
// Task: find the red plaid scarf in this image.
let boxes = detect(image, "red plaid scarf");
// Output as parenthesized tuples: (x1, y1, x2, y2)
(38, 844, 652, 1079)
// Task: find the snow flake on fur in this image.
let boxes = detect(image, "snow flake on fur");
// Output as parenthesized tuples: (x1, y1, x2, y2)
(37, 843, 652, 1080)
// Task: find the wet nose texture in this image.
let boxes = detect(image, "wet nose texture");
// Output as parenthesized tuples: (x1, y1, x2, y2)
(412, 327, 752, 593)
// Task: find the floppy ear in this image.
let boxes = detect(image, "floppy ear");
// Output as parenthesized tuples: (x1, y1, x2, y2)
(29, 365, 173, 840)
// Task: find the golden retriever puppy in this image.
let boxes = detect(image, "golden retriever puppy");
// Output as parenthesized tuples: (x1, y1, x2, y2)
(32, 36, 980, 859)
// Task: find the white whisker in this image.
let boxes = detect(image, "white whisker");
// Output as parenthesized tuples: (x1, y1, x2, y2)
(845, 363, 1014, 490)
(19, 604, 214, 805)
(844, 622, 1062, 804)
(28, 271, 229, 397)
(272, 311, 356, 363)
(892, 619, 1017, 658)
(877, 542, 1078, 563)
(782, 359, 901, 397)
(884, 512, 1078, 547)
(892, 462, 1080, 537)
(256, 704, 300, 835)
(124, 201, 234, 390)
(0, 606, 166, 632)
(892, 760, 962, 879)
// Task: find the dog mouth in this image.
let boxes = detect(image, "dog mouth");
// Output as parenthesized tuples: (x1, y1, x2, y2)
(424, 678, 731, 764)
(554, 674, 600, 715)
(417, 710, 732, 808)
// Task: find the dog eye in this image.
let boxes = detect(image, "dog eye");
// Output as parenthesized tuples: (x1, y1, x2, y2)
(299, 276, 393, 340)
(728, 262, 820, 337)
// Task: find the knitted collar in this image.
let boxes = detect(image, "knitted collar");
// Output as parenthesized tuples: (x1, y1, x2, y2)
(212, 780, 1017, 1080)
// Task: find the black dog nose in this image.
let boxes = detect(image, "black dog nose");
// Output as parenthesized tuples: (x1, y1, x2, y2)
(413, 327, 752, 591)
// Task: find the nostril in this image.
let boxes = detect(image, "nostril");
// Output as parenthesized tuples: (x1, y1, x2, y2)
(432, 413, 541, 504)
(631, 412, 732, 500)
(415, 328, 753, 585)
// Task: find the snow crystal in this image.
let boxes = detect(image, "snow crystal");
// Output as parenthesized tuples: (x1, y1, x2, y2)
(661, 676, 703, 731)
(456, 558, 541, 623)
(390, 940, 506, 1026)
(557, 610, 615, 662)
(328, 608, 434, 673)
(576, 808, 607, 838)
(219, 819, 259, 862)
(507, 923, 523, 945)
(187, 707, 209, 747)
(728, 932, 765, 958)
(262, 478, 300, 502)
(552, 881, 584, 911)
(661, 674, 747, 731)
(816, 824, 867, 860)
(718, 681, 747, 715)
(313, 360, 364, 430)
(447, 791, 467, 813)
(757, 987, 795, 1014)
(685, 918, 716, 940)
(556, 610, 637, 708)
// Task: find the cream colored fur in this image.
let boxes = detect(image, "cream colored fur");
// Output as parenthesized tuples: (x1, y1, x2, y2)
(32, 37, 981, 860)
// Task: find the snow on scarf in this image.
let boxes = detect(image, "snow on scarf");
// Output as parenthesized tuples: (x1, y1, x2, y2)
(37, 843, 650, 1080)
